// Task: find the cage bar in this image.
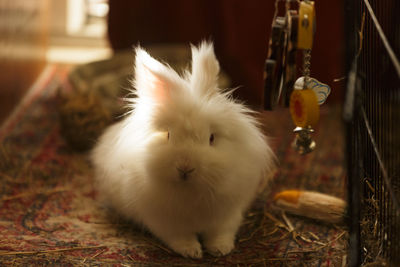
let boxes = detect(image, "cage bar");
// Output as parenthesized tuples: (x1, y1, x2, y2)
(345, 0, 400, 266)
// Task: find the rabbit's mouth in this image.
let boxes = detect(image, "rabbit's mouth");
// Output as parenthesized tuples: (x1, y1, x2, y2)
(176, 167, 196, 181)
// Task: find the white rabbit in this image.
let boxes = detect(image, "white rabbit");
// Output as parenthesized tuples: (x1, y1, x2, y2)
(91, 41, 275, 258)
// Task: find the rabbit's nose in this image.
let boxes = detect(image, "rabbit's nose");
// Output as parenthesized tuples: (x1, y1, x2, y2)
(176, 167, 196, 181)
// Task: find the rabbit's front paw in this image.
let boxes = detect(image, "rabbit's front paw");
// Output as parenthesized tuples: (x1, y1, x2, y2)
(204, 236, 234, 256)
(169, 239, 203, 258)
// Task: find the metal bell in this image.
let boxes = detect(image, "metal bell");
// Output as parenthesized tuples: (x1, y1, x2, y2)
(293, 126, 316, 154)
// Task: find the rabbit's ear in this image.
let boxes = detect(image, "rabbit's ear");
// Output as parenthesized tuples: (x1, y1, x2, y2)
(134, 47, 178, 103)
(190, 41, 220, 96)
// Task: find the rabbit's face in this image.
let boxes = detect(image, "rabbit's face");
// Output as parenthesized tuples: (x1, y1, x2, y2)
(143, 98, 234, 192)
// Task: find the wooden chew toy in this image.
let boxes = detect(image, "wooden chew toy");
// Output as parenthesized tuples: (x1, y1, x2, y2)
(273, 190, 346, 223)
(297, 1, 316, 50)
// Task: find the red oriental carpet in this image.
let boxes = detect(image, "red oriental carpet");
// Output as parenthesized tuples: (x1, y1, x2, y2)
(0, 65, 347, 266)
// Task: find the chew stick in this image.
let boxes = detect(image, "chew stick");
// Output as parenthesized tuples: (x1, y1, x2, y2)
(273, 190, 346, 223)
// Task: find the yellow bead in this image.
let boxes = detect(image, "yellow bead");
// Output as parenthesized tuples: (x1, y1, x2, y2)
(289, 89, 319, 127)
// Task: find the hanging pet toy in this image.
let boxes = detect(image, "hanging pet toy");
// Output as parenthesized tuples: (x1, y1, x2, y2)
(263, 0, 331, 154)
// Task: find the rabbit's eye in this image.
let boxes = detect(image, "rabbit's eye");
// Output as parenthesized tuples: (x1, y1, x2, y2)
(209, 133, 215, 145)
(167, 131, 170, 140)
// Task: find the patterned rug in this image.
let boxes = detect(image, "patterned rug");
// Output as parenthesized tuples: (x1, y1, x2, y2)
(0, 65, 347, 266)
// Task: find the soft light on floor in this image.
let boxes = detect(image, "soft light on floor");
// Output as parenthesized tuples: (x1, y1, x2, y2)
(46, 46, 112, 64)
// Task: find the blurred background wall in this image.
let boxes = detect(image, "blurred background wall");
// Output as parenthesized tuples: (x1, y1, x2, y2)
(0, 0, 49, 121)
(107, 0, 345, 108)
(0, 0, 110, 123)
(0, 0, 344, 123)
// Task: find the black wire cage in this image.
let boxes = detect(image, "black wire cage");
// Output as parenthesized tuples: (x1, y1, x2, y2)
(345, 0, 400, 266)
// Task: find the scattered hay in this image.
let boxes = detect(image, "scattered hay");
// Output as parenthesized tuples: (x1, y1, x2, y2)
(0, 245, 106, 256)
(359, 178, 395, 266)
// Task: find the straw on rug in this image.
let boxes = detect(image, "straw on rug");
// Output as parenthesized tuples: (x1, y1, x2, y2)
(0, 64, 347, 266)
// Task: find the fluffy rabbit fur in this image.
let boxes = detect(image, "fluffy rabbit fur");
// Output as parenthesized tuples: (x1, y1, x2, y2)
(91, 42, 275, 258)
